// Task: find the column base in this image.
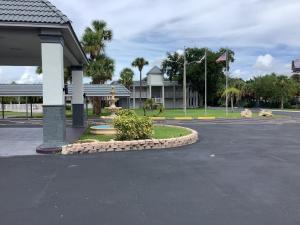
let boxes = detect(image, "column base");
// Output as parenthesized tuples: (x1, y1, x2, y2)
(72, 104, 85, 128)
(37, 105, 66, 154)
(36, 145, 62, 154)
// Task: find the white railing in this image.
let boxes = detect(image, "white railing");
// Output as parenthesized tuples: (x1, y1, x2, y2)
(153, 98, 163, 104)
(3, 104, 43, 113)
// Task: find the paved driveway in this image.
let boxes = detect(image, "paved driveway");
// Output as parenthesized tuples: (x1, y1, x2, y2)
(0, 128, 42, 156)
(1, 121, 300, 225)
(0, 126, 85, 157)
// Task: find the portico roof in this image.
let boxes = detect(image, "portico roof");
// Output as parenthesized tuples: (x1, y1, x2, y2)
(0, 0, 88, 66)
(0, 0, 70, 24)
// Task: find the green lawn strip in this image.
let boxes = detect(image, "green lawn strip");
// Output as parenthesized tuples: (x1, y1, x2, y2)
(4, 108, 288, 119)
(133, 108, 290, 119)
(79, 125, 192, 142)
(3, 111, 43, 118)
(133, 108, 247, 119)
(153, 125, 191, 139)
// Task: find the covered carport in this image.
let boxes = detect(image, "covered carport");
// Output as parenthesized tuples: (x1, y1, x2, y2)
(0, 0, 88, 153)
(0, 84, 131, 120)
(0, 84, 131, 157)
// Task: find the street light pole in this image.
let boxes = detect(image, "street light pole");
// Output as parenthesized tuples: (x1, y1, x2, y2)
(183, 47, 187, 116)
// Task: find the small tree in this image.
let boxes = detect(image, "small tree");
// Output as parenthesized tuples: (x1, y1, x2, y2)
(222, 87, 241, 112)
(143, 99, 155, 116)
(275, 75, 297, 109)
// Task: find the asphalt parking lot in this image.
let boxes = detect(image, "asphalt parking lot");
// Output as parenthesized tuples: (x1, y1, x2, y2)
(1, 119, 300, 225)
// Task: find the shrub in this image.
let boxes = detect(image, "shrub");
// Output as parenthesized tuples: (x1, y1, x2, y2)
(113, 110, 153, 140)
(66, 105, 71, 111)
(143, 100, 165, 116)
(143, 99, 155, 116)
(155, 103, 164, 116)
(116, 109, 135, 117)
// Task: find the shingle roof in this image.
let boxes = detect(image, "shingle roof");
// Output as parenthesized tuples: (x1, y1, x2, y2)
(292, 59, 300, 72)
(0, 84, 131, 97)
(0, 0, 70, 24)
(147, 66, 163, 76)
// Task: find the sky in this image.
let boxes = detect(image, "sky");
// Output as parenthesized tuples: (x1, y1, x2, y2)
(1, 0, 300, 84)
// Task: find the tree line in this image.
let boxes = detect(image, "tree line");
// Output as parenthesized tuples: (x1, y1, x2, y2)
(160, 48, 300, 109)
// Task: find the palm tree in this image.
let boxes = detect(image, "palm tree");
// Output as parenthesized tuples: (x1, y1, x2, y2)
(82, 20, 114, 115)
(222, 87, 241, 112)
(85, 55, 114, 84)
(81, 20, 112, 59)
(120, 68, 134, 108)
(132, 58, 149, 107)
(119, 68, 134, 88)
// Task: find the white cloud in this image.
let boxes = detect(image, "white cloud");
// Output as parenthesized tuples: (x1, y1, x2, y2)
(254, 54, 274, 70)
(2, 0, 300, 81)
(16, 67, 42, 84)
(232, 69, 241, 78)
(176, 49, 184, 56)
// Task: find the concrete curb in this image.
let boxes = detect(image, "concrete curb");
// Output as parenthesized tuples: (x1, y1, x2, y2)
(61, 125, 198, 155)
(174, 117, 193, 120)
(198, 117, 216, 120)
(150, 117, 166, 120)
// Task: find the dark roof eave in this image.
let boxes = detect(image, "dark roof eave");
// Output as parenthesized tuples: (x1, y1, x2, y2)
(0, 21, 88, 65)
(66, 21, 88, 65)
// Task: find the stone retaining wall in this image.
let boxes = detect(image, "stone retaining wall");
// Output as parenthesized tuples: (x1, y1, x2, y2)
(62, 125, 198, 155)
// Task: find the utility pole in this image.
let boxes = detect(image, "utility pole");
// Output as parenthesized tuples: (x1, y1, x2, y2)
(204, 48, 208, 115)
(183, 46, 187, 116)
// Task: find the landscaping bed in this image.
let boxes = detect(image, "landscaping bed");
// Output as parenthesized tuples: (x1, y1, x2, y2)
(62, 125, 198, 155)
(80, 125, 192, 142)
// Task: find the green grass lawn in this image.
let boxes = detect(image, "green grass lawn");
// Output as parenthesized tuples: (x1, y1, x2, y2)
(3, 109, 90, 118)
(3, 108, 287, 119)
(132, 108, 252, 119)
(2, 111, 43, 118)
(153, 125, 191, 139)
(79, 125, 192, 142)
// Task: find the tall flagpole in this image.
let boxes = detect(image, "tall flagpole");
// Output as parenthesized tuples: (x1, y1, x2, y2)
(204, 48, 207, 115)
(183, 46, 187, 116)
(225, 49, 229, 116)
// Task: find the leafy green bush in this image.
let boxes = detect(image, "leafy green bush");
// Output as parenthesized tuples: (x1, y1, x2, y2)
(143, 99, 155, 116)
(116, 109, 135, 117)
(66, 105, 72, 111)
(143, 99, 165, 116)
(155, 103, 165, 115)
(113, 110, 153, 140)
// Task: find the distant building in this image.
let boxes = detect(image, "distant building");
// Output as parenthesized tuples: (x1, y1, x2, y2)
(292, 59, 300, 73)
(115, 66, 200, 109)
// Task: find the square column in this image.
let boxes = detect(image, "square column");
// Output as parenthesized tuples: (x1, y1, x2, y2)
(162, 86, 165, 107)
(71, 66, 85, 128)
(149, 85, 152, 99)
(37, 35, 66, 154)
(133, 86, 136, 109)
